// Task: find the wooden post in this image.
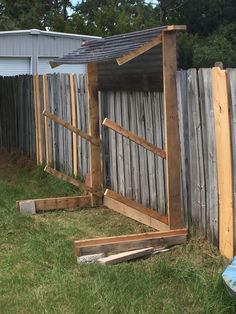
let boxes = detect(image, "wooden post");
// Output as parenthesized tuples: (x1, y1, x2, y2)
(87, 63, 103, 205)
(33, 75, 43, 165)
(162, 31, 183, 229)
(70, 73, 78, 177)
(212, 67, 234, 259)
(43, 75, 52, 165)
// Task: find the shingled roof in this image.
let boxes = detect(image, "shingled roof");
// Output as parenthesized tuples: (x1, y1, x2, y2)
(51, 25, 186, 68)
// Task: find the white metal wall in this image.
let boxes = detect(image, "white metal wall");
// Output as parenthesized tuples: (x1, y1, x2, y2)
(38, 57, 86, 75)
(0, 57, 31, 76)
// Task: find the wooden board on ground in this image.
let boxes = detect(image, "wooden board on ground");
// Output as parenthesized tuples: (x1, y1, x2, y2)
(17, 195, 92, 212)
(74, 228, 187, 256)
(104, 189, 169, 230)
(212, 67, 234, 259)
(98, 247, 154, 265)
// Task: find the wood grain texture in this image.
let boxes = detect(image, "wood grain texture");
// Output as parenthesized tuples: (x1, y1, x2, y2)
(17, 195, 91, 212)
(74, 228, 188, 256)
(87, 63, 103, 205)
(212, 67, 234, 259)
(104, 189, 169, 230)
(98, 247, 154, 265)
(228, 69, 236, 254)
(70, 74, 78, 177)
(103, 118, 166, 158)
(162, 31, 183, 229)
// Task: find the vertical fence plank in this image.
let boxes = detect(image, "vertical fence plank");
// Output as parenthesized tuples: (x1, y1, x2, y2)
(176, 70, 189, 226)
(212, 67, 234, 259)
(198, 68, 218, 244)
(227, 68, 236, 254)
(115, 92, 125, 196)
(70, 73, 78, 177)
(121, 91, 132, 198)
(188, 69, 206, 233)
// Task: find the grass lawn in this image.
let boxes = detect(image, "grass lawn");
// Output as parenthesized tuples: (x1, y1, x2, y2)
(0, 152, 235, 314)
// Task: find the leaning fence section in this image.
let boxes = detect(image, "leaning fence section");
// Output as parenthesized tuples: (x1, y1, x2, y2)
(2, 69, 236, 254)
(100, 91, 166, 215)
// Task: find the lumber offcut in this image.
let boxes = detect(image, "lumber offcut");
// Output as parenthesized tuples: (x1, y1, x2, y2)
(74, 228, 187, 256)
(97, 247, 154, 265)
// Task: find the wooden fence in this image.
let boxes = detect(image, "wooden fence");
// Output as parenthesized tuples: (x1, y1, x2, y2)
(1, 69, 236, 255)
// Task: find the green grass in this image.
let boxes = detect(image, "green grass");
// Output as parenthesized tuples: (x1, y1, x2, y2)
(0, 152, 236, 314)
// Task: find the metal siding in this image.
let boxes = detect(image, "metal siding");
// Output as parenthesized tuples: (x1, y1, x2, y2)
(0, 57, 30, 76)
(0, 34, 83, 56)
(38, 57, 86, 75)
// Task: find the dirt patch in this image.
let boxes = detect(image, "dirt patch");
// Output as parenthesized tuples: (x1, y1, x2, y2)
(0, 150, 36, 171)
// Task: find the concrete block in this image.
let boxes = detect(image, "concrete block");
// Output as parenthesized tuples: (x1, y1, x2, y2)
(77, 253, 105, 264)
(19, 200, 36, 215)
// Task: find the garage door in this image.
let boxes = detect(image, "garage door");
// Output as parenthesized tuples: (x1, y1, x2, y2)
(0, 57, 31, 76)
(38, 57, 86, 75)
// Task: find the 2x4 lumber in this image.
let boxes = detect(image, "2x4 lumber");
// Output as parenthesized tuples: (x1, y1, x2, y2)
(166, 25, 187, 31)
(97, 247, 154, 265)
(33, 75, 40, 164)
(44, 165, 103, 198)
(43, 75, 52, 164)
(212, 67, 234, 259)
(103, 118, 166, 159)
(70, 74, 78, 177)
(87, 63, 103, 205)
(33, 75, 43, 164)
(104, 189, 169, 231)
(105, 189, 168, 224)
(162, 31, 183, 229)
(116, 33, 162, 66)
(74, 228, 188, 256)
(17, 195, 92, 212)
(43, 109, 100, 146)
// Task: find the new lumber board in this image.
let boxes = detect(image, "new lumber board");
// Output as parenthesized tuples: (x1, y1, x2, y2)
(17, 195, 91, 212)
(43, 109, 100, 146)
(103, 118, 166, 159)
(116, 34, 162, 66)
(87, 63, 103, 206)
(97, 247, 154, 265)
(212, 67, 234, 259)
(74, 228, 187, 256)
(162, 31, 183, 229)
(104, 189, 168, 224)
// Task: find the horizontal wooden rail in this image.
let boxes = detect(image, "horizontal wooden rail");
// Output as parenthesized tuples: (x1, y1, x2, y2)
(74, 228, 188, 256)
(43, 110, 100, 146)
(103, 118, 166, 159)
(17, 195, 92, 212)
(44, 165, 103, 197)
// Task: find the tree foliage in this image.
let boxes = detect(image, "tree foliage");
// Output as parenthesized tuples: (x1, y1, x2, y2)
(0, 0, 236, 68)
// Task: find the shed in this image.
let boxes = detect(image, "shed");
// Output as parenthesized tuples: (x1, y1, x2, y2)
(0, 29, 99, 76)
(50, 25, 187, 230)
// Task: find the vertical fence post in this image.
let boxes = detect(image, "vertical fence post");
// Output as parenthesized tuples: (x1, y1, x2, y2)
(212, 67, 234, 259)
(87, 63, 103, 205)
(33, 75, 43, 165)
(43, 74, 52, 165)
(162, 30, 183, 229)
(70, 73, 78, 177)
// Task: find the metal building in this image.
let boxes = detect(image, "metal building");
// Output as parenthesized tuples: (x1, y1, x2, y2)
(0, 29, 99, 76)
